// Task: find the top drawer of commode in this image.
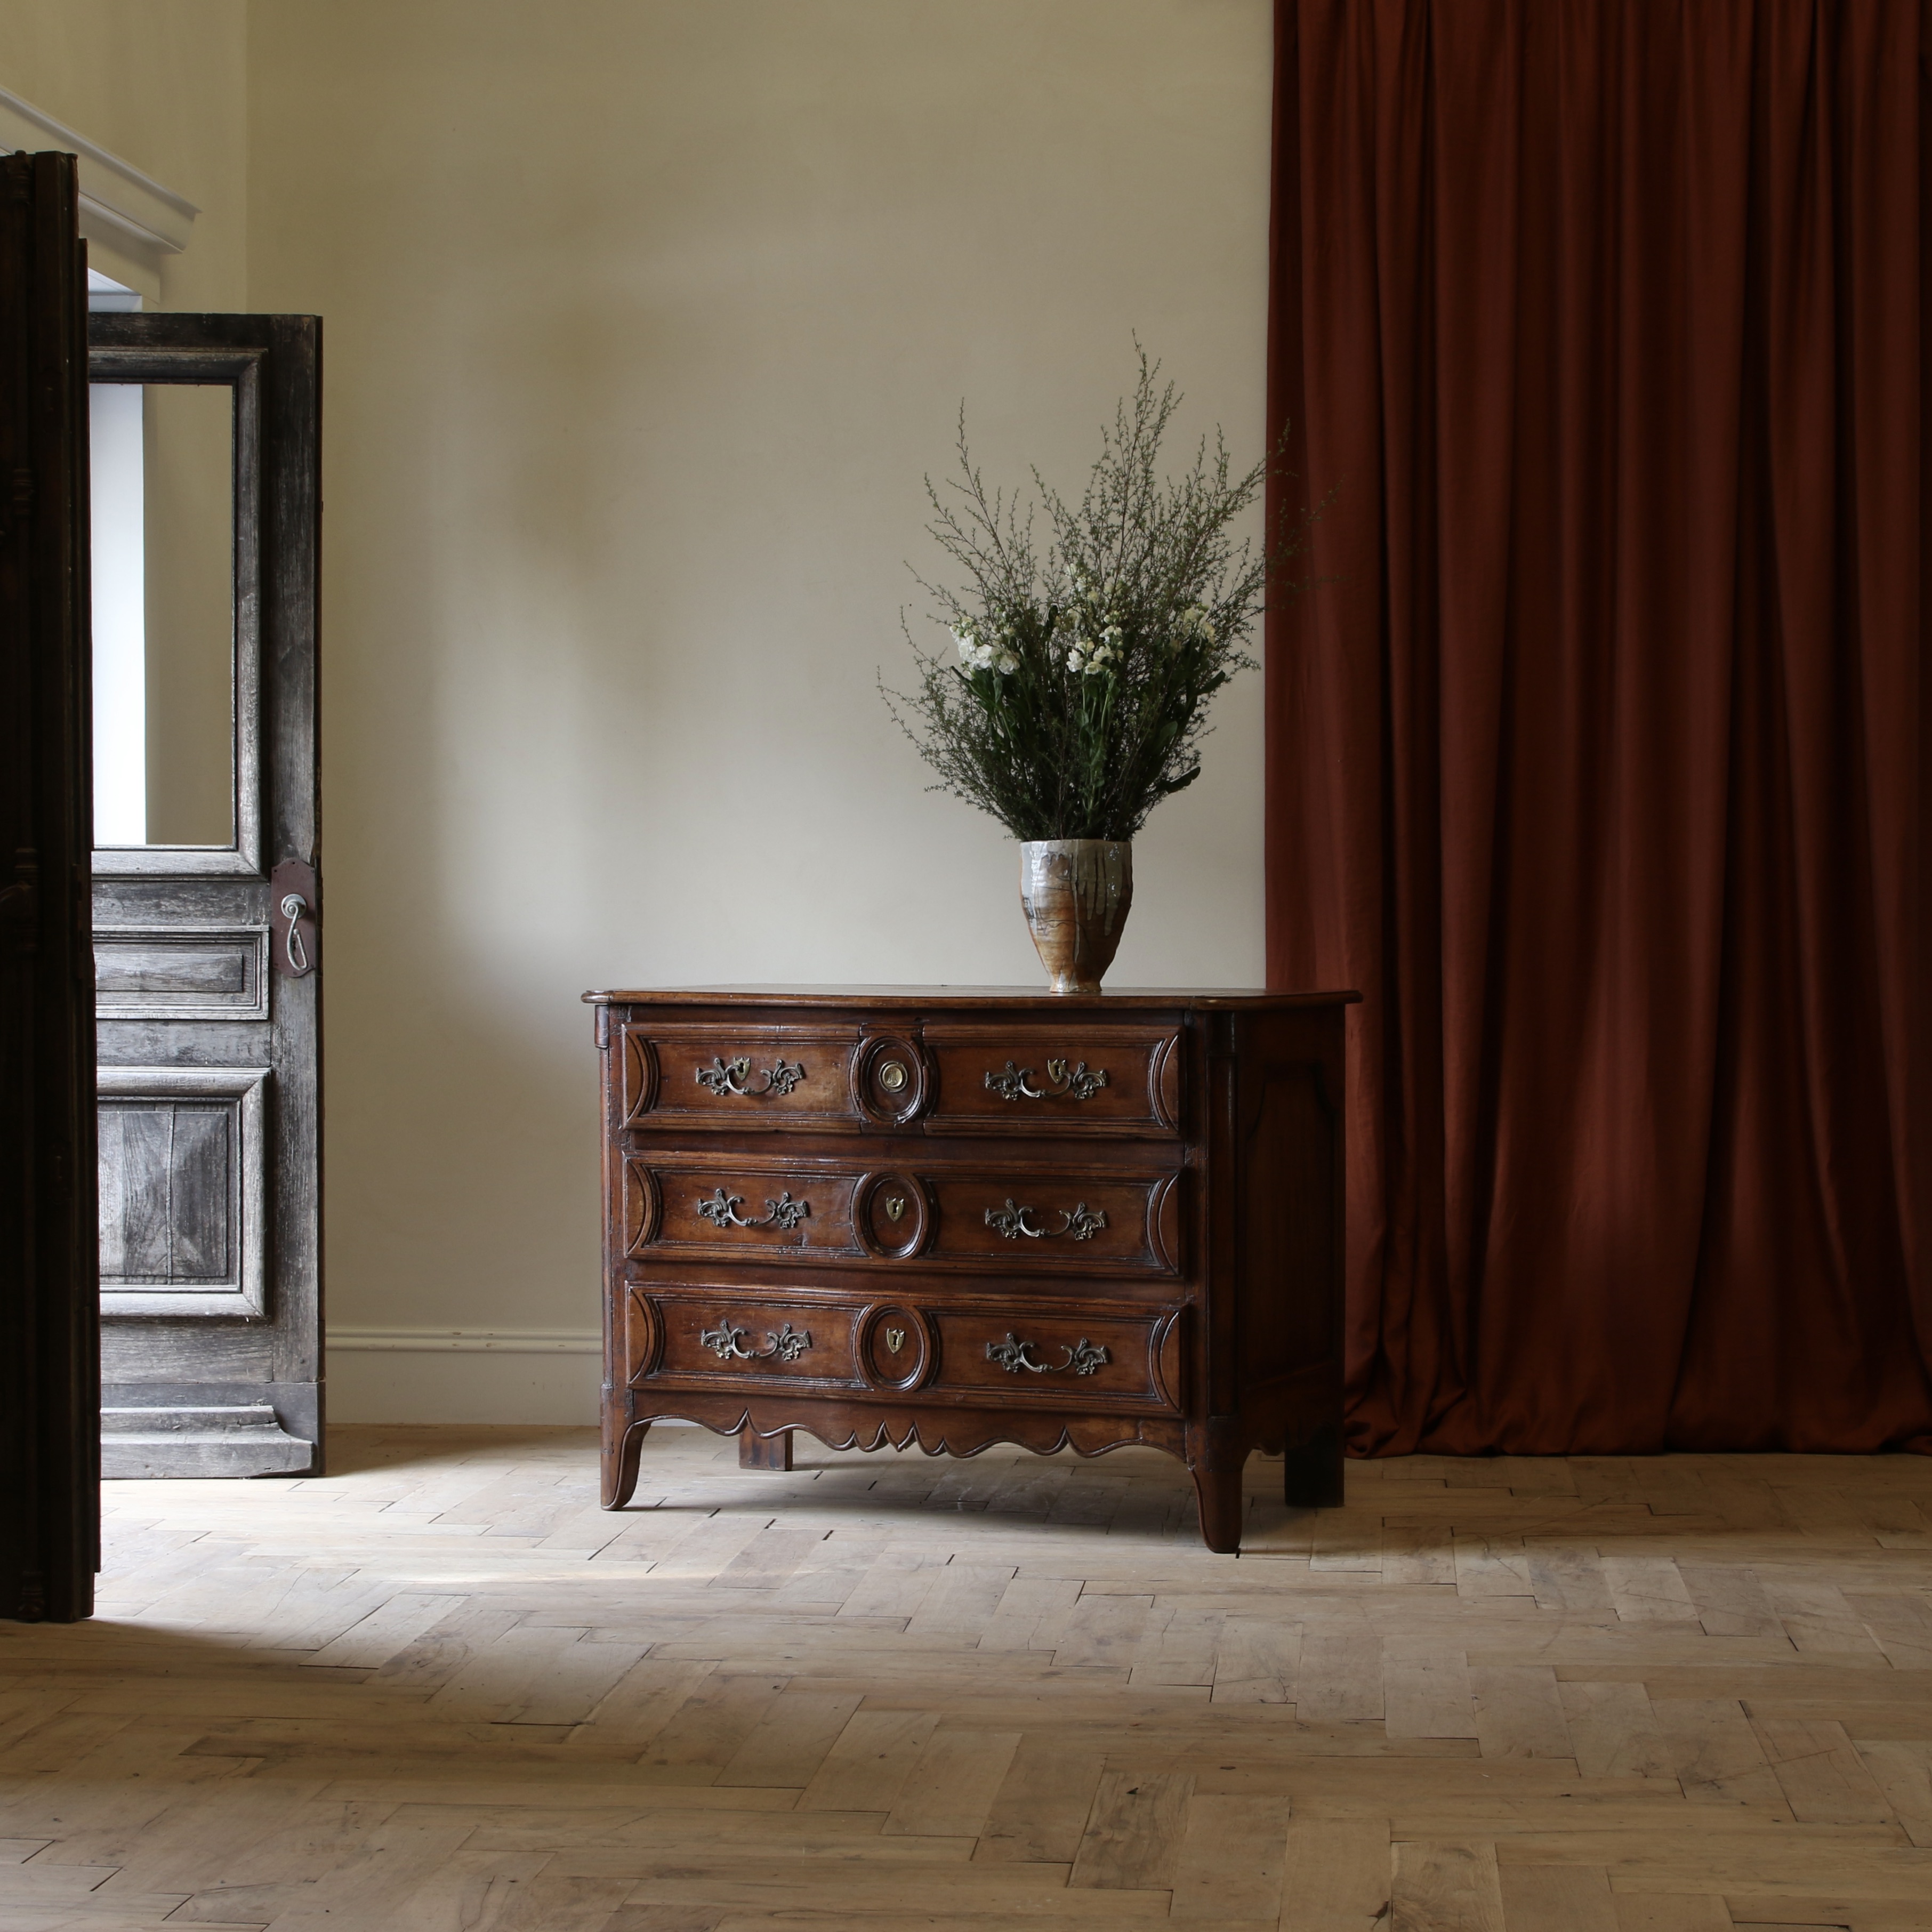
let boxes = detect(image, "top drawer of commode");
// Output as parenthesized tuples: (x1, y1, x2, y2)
(612, 1013, 1184, 1138)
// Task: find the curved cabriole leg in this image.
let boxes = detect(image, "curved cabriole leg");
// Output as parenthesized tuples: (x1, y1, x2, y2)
(601, 1402, 650, 1509)
(1190, 1460, 1244, 1553)
(1283, 1421, 1345, 1509)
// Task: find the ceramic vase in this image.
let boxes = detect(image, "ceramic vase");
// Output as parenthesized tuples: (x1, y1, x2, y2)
(1018, 839, 1133, 995)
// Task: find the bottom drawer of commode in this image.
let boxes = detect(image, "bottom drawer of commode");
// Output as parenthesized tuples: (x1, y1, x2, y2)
(619, 1284, 1183, 1412)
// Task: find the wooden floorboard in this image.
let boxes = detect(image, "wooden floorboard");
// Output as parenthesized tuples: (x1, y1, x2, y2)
(1, 1427, 1929, 1928)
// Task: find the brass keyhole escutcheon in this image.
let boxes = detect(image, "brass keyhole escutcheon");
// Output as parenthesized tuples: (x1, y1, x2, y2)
(884, 1326, 906, 1354)
(883, 1195, 906, 1223)
(879, 1059, 908, 1093)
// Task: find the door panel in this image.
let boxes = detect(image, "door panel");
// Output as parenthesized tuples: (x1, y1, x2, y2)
(87, 312, 321, 1479)
(96, 1065, 268, 1317)
(92, 927, 270, 1019)
(1, 151, 99, 1621)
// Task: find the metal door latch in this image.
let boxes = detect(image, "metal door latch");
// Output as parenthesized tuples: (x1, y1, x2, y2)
(269, 856, 319, 979)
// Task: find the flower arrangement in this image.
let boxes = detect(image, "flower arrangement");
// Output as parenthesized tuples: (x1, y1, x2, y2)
(884, 351, 1313, 842)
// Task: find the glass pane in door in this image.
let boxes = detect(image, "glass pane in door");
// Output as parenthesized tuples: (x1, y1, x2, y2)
(90, 380, 236, 849)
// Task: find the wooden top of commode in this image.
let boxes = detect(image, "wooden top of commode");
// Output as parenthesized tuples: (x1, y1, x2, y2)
(583, 985, 1361, 1009)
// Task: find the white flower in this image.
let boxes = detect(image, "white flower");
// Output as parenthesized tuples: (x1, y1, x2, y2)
(956, 629, 1001, 673)
(1182, 604, 1215, 643)
(1101, 624, 1124, 650)
(995, 651, 1019, 675)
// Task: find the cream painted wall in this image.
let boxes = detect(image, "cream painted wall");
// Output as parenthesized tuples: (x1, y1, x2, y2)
(143, 381, 241, 844)
(0, 0, 247, 309)
(244, 0, 1277, 1420)
(15, 0, 1278, 1422)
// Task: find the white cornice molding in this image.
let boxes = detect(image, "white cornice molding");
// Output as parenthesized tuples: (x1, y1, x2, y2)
(0, 84, 198, 263)
(329, 1326, 601, 1356)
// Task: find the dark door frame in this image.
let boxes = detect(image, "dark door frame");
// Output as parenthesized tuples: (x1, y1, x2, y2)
(1, 151, 101, 1624)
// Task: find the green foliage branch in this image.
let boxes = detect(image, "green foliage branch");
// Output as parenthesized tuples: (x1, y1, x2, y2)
(882, 349, 1318, 842)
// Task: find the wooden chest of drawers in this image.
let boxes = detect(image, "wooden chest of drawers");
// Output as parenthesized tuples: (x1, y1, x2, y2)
(588, 986, 1355, 1552)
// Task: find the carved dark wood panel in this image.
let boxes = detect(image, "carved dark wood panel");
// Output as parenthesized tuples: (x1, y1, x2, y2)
(93, 928, 268, 1019)
(644, 1293, 863, 1390)
(920, 1020, 1184, 1136)
(627, 1161, 860, 1259)
(851, 1170, 930, 1259)
(855, 1301, 933, 1391)
(922, 1166, 1180, 1275)
(94, 1065, 267, 1316)
(619, 1023, 862, 1130)
(1, 152, 99, 1622)
(929, 1306, 1176, 1410)
(98, 1102, 232, 1278)
(1235, 1053, 1339, 1391)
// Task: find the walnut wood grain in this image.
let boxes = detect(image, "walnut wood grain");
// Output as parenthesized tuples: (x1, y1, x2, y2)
(589, 985, 1355, 1008)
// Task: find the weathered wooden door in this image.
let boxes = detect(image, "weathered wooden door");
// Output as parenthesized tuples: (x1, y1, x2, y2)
(87, 311, 323, 1478)
(1, 152, 99, 1620)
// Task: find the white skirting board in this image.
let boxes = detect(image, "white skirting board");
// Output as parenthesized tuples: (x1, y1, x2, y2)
(327, 1327, 604, 1425)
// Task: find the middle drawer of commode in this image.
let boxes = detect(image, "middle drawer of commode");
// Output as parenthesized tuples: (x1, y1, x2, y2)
(619, 1156, 1183, 1277)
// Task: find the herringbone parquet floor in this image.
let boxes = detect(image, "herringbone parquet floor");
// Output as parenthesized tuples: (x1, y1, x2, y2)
(2, 1425, 1931, 1930)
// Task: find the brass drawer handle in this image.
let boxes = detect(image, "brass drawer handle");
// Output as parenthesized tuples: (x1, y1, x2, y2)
(701, 1317, 812, 1363)
(987, 1332, 1110, 1376)
(985, 1198, 1107, 1242)
(985, 1057, 1108, 1101)
(696, 1186, 810, 1232)
(697, 1054, 806, 1098)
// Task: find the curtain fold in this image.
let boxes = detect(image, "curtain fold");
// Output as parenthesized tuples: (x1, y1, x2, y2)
(1266, 0, 1932, 1455)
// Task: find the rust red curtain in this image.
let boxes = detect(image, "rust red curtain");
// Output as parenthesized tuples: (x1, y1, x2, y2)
(1266, 0, 1932, 1455)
